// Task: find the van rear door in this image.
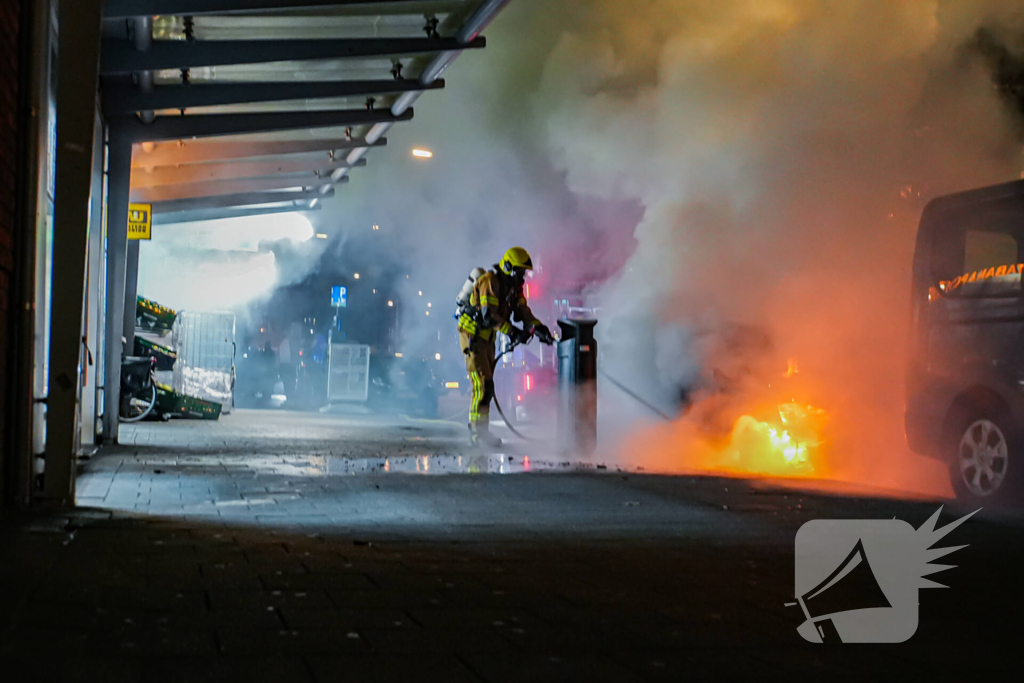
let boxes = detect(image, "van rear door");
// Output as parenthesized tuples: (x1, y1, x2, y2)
(925, 202, 1024, 389)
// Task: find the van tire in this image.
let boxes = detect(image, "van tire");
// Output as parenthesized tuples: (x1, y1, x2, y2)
(947, 408, 1017, 504)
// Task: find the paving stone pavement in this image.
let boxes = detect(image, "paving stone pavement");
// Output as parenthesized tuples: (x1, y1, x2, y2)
(2, 410, 1022, 681)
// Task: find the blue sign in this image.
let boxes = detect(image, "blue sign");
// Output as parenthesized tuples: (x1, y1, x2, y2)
(331, 286, 347, 308)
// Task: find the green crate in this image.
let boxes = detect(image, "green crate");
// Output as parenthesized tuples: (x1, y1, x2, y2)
(137, 297, 177, 331)
(155, 384, 222, 420)
(135, 336, 177, 371)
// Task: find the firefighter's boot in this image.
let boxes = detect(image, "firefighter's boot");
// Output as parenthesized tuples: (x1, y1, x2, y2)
(468, 421, 502, 448)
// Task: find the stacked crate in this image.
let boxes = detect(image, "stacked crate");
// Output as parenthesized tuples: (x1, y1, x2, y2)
(134, 297, 223, 420)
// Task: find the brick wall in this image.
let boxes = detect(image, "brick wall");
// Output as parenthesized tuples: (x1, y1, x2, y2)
(0, 0, 21, 499)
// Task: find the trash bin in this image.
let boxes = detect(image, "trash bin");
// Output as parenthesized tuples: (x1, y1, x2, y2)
(557, 318, 598, 454)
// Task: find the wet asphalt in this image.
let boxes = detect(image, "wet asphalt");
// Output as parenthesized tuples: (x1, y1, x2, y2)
(1, 408, 1021, 681)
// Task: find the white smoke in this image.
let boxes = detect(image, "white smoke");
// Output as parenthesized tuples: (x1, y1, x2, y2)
(137, 212, 317, 311)
(515, 0, 1024, 491)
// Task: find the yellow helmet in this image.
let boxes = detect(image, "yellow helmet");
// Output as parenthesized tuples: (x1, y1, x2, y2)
(500, 247, 533, 276)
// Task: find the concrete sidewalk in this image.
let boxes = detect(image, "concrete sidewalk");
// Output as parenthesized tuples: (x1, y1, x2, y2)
(3, 442, 1022, 681)
(3, 411, 1021, 681)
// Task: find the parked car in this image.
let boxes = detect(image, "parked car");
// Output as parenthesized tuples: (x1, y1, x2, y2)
(906, 179, 1024, 504)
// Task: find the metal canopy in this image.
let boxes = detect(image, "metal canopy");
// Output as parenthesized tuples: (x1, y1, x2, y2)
(150, 188, 333, 214)
(131, 157, 366, 187)
(134, 175, 350, 203)
(131, 175, 349, 203)
(103, 0, 440, 18)
(131, 138, 385, 167)
(152, 203, 322, 226)
(101, 36, 484, 74)
(110, 107, 413, 143)
(103, 78, 443, 115)
(102, 0, 506, 200)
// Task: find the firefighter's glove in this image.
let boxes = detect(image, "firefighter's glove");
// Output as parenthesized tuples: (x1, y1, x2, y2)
(510, 326, 532, 345)
(534, 324, 555, 346)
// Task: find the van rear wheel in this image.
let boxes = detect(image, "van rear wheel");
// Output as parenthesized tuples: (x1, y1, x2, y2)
(948, 411, 1015, 503)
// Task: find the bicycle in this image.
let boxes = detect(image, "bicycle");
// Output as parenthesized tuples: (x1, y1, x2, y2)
(120, 355, 158, 422)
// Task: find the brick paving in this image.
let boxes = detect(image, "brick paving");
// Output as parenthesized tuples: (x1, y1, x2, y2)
(2, 410, 1022, 681)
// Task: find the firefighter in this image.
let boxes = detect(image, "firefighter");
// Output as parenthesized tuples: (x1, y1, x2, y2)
(458, 247, 554, 447)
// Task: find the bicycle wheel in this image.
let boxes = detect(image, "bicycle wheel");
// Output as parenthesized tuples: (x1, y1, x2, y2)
(120, 384, 157, 422)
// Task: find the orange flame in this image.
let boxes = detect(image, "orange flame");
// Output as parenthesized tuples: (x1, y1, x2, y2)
(721, 403, 827, 477)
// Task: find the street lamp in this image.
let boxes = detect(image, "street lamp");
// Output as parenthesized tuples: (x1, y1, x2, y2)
(412, 148, 433, 159)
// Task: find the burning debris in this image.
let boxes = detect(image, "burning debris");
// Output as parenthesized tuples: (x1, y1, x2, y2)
(676, 348, 830, 478)
(723, 403, 828, 477)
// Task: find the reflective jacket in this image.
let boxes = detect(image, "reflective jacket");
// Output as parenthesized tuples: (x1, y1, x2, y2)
(458, 270, 542, 341)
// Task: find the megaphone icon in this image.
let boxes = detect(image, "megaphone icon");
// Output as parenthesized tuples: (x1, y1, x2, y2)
(794, 538, 892, 643)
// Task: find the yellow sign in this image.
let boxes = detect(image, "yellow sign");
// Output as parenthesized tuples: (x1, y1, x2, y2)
(127, 203, 152, 240)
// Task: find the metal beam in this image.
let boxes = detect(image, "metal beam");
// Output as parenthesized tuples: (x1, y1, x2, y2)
(131, 158, 366, 187)
(103, 77, 444, 115)
(151, 188, 333, 214)
(458, 0, 510, 43)
(152, 203, 321, 226)
(122, 241, 141, 366)
(45, 0, 104, 503)
(101, 36, 485, 74)
(81, 112, 108, 451)
(132, 137, 386, 167)
(103, 141, 133, 444)
(111, 107, 413, 142)
(103, 0, 438, 19)
(132, 175, 347, 203)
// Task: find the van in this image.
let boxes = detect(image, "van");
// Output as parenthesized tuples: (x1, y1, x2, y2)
(907, 179, 1024, 503)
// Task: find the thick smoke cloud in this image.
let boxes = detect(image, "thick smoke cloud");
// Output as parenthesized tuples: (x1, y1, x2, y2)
(516, 0, 1024, 493)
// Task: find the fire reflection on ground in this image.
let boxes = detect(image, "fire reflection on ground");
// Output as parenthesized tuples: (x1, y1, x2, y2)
(151, 453, 568, 478)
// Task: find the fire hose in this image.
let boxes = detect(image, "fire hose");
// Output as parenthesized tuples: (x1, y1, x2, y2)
(494, 358, 673, 442)
(489, 333, 553, 442)
(491, 393, 535, 442)
(489, 336, 673, 441)
(598, 370, 674, 422)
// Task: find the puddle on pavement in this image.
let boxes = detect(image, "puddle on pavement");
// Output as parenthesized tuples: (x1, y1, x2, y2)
(132, 452, 601, 477)
(243, 453, 587, 476)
